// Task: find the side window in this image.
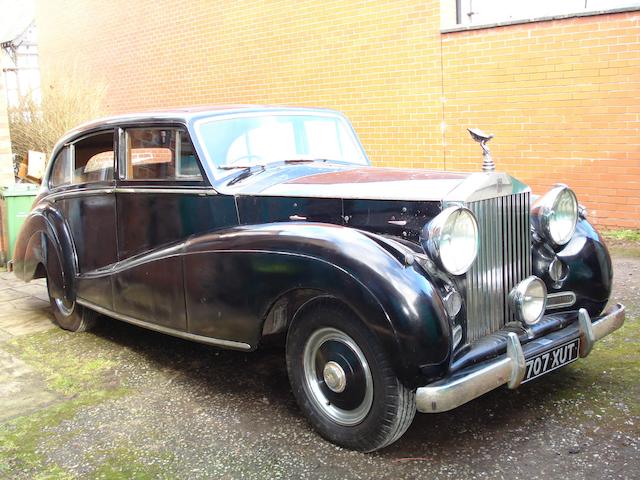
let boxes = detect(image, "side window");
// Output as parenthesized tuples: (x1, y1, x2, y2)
(49, 147, 72, 188)
(125, 128, 203, 181)
(73, 131, 115, 184)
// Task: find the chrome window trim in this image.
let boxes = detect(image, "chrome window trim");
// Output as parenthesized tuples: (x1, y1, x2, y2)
(76, 298, 252, 351)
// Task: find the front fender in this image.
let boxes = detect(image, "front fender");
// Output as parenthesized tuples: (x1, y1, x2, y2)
(533, 217, 612, 316)
(184, 222, 450, 387)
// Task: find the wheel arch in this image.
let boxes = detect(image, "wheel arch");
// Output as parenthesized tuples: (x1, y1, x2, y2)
(13, 204, 77, 300)
(184, 222, 451, 387)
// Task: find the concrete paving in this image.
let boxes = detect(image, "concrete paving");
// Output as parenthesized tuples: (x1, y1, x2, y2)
(0, 272, 52, 338)
(0, 272, 58, 422)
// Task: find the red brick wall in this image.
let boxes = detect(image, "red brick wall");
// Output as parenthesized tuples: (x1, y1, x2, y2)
(35, 1, 640, 228)
(441, 13, 640, 228)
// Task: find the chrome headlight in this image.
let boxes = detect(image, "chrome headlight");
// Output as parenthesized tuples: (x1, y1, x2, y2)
(421, 206, 479, 276)
(531, 185, 578, 247)
(509, 276, 547, 326)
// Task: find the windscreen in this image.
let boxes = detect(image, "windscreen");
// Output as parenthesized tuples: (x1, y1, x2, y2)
(197, 113, 368, 170)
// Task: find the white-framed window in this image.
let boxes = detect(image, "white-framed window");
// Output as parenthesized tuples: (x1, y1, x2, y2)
(448, 0, 640, 28)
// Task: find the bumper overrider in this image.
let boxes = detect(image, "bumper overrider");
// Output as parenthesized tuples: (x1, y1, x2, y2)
(416, 303, 626, 413)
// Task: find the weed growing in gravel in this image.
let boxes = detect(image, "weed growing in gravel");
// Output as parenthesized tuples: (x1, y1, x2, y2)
(603, 229, 640, 243)
(0, 330, 128, 477)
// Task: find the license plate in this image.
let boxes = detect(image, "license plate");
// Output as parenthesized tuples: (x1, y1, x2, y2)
(522, 338, 580, 384)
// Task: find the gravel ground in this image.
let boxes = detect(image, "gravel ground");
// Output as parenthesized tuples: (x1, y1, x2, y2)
(0, 247, 638, 479)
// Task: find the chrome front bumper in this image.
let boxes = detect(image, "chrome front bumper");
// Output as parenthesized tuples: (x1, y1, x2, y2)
(415, 303, 626, 413)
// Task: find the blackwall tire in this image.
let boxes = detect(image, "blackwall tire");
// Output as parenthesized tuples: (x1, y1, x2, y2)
(46, 275, 96, 333)
(286, 300, 415, 452)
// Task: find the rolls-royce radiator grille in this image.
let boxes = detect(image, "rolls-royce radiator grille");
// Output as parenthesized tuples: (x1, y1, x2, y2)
(465, 192, 531, 343)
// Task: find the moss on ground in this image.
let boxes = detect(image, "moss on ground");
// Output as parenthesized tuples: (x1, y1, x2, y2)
(90, 447, 168, 480)
(603, 229, 640, 258)
(534, 313, 640, 422)
(602, 229, 640, 243)
(0, 329, 129, 478)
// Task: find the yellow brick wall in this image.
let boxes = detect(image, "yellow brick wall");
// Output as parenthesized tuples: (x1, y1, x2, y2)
(35, 1, 640, 228)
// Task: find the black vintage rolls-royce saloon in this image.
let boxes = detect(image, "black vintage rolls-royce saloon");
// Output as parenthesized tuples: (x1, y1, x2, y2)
(13, 106, 625, 451)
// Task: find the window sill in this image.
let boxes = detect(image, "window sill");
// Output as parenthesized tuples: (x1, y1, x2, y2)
(441, 6, 640, 34)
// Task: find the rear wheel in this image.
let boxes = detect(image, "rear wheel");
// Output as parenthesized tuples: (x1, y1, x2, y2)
(286, 301, 415, 452)
(47, 274, 96, 332)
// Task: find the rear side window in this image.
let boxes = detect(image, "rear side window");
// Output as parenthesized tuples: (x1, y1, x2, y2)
(49, 147, 72, 188)
(73, 131, 114, 184)
(124, 128, 203, 181)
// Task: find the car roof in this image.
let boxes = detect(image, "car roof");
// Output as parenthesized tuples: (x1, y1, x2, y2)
(61, 105, 343, 142)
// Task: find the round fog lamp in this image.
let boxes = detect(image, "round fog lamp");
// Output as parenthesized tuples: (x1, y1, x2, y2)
(442, 290, 462, 318)
(509, 276, 547, 326)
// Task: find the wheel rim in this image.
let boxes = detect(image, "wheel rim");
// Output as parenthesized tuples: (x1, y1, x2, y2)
(302, 327, 374, 426)
(54, 296, 75, 317)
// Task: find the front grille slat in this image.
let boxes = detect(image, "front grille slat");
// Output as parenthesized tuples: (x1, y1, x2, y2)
(465, 192, 531, 343)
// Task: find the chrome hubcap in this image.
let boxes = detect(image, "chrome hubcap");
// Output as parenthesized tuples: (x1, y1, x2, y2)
(323, 361, 346, 393)
(303, 327, 373, 426)
(55, 296, 75, 317)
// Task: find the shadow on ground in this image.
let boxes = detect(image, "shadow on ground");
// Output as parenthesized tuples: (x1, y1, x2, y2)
(0, 252, 638, 479)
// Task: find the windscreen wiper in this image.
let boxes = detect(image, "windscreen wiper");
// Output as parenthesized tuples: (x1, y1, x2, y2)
(224, 164, 266, 186)
(283, 158, 332, 164)
(223, 159, 334, 186)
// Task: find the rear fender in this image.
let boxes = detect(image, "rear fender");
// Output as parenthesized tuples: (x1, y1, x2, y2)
(13, 204, 77, 299)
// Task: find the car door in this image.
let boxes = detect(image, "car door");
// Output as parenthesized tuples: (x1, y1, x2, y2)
(52, 129, 118, 309)
(113, 124, 237, 330)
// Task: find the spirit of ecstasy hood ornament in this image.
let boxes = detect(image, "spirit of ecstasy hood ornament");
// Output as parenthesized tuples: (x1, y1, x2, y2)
(467, 128, 495, 172)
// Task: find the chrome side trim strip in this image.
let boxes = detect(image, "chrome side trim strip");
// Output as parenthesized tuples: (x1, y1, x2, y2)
(76, 299, 252, 351)
(114, 187, 216, 195)
(45, 188, 115, 202)
(44, 187, 216, 202)
(546, 291, 577, 310)
(78, 243, 185, 278)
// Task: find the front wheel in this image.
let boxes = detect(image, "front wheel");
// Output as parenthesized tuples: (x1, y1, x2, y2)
(286, 301, 416, 451)
(47, 274, 96, 332)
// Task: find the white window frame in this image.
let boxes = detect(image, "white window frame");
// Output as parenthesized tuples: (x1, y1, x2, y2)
(442, 0, 640, 31)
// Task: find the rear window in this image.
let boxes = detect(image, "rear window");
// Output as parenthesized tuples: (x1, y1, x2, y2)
(73, 131, 114, 184)
(49, 147, 72, 188)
